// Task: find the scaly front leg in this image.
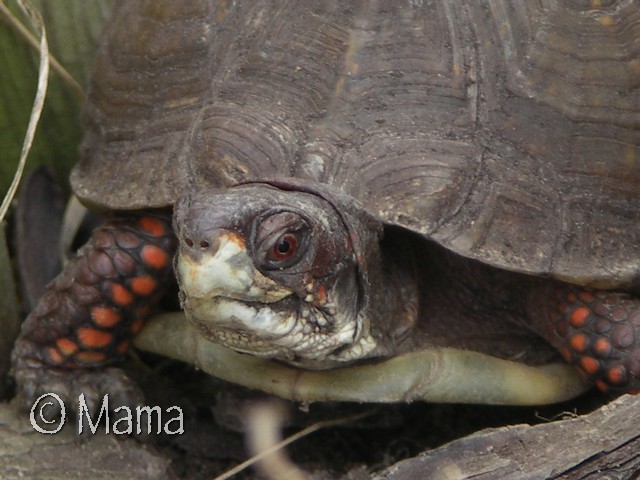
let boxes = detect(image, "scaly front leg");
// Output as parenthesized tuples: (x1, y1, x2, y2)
(11, 211, 177, 413)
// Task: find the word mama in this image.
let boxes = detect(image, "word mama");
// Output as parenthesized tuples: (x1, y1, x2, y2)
(78, 393, 184, 434)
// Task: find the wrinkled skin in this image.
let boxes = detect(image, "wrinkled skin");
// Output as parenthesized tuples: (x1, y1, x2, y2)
(173, 182, 415, 367)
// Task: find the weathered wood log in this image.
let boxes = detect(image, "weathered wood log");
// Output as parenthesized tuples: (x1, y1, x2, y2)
(0, 401, 174, 479)
(375, 394, 640, 480)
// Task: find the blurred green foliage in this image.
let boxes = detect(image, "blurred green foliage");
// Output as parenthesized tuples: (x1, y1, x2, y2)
(0, 0, 113, 197)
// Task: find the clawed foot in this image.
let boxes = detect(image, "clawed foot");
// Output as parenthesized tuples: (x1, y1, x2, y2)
(13, 361, 144, 433)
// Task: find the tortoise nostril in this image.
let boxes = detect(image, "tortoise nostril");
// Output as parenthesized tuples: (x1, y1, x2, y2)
(183, 237, 210, 249)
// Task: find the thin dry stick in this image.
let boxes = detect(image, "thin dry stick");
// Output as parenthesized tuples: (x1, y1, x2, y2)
(0, 0, 85, 101)
(246, 402, 308, 480)
(0, 0, 49, 224)
(214, 409, 377, 480)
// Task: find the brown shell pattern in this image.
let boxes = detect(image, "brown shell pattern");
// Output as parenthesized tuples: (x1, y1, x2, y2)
(72, 0, 640, 287)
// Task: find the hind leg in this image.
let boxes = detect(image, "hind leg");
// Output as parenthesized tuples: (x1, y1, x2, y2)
(533, 284, 640, 394)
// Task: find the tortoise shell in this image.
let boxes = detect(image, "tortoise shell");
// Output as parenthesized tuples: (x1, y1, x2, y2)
(72, 0, 640, 288)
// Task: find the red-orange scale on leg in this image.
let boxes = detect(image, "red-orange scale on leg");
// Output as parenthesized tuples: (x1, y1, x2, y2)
(593, 337, 612, 358)
(606, 365, 628, 385)
(47, 347, 64, 365)
(579, 356, 601, 377)
(77, 328, 114, 349)
(56, 338, 79, 356)
(110, 283, 134, 306)
(130, 276, 157, 296)
(91, 306, 122, 328)
(139, 216, 167, 237)
(570, 306, 591, 328)
(141, 245, 169, 270)
(578, 290, 595, 303)
(595, 379, 609, 393)
(569, 333, 589, 354)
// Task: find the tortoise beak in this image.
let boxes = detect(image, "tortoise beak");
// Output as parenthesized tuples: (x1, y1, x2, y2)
(175, 230, 292, 303)
(175, 229, 303, 355)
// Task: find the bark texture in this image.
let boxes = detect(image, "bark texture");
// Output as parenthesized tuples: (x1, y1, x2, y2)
(376, 394, 640, 480)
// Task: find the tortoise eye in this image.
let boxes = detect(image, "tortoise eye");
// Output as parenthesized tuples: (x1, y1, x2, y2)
(269, 233, 299, 261)
(253, 211, 310, 270)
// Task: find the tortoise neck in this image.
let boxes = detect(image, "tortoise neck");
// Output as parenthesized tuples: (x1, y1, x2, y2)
(361, 228, 422, 357)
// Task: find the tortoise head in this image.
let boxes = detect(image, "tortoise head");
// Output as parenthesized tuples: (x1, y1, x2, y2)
(172, 180, 399, 367)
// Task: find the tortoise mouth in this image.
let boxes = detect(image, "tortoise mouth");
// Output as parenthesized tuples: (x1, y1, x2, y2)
(187, 296, 299, 355)
(184, 293, 325, 358)
(181, 289, 367, 364)
(190, 293, 300, 336)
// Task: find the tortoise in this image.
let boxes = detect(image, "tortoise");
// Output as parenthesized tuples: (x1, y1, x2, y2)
(12, 0, 640, 410)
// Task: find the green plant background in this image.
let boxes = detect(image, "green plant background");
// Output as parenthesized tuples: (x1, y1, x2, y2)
(0, 0, 113, 391)
(0, 0, 113, 197)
